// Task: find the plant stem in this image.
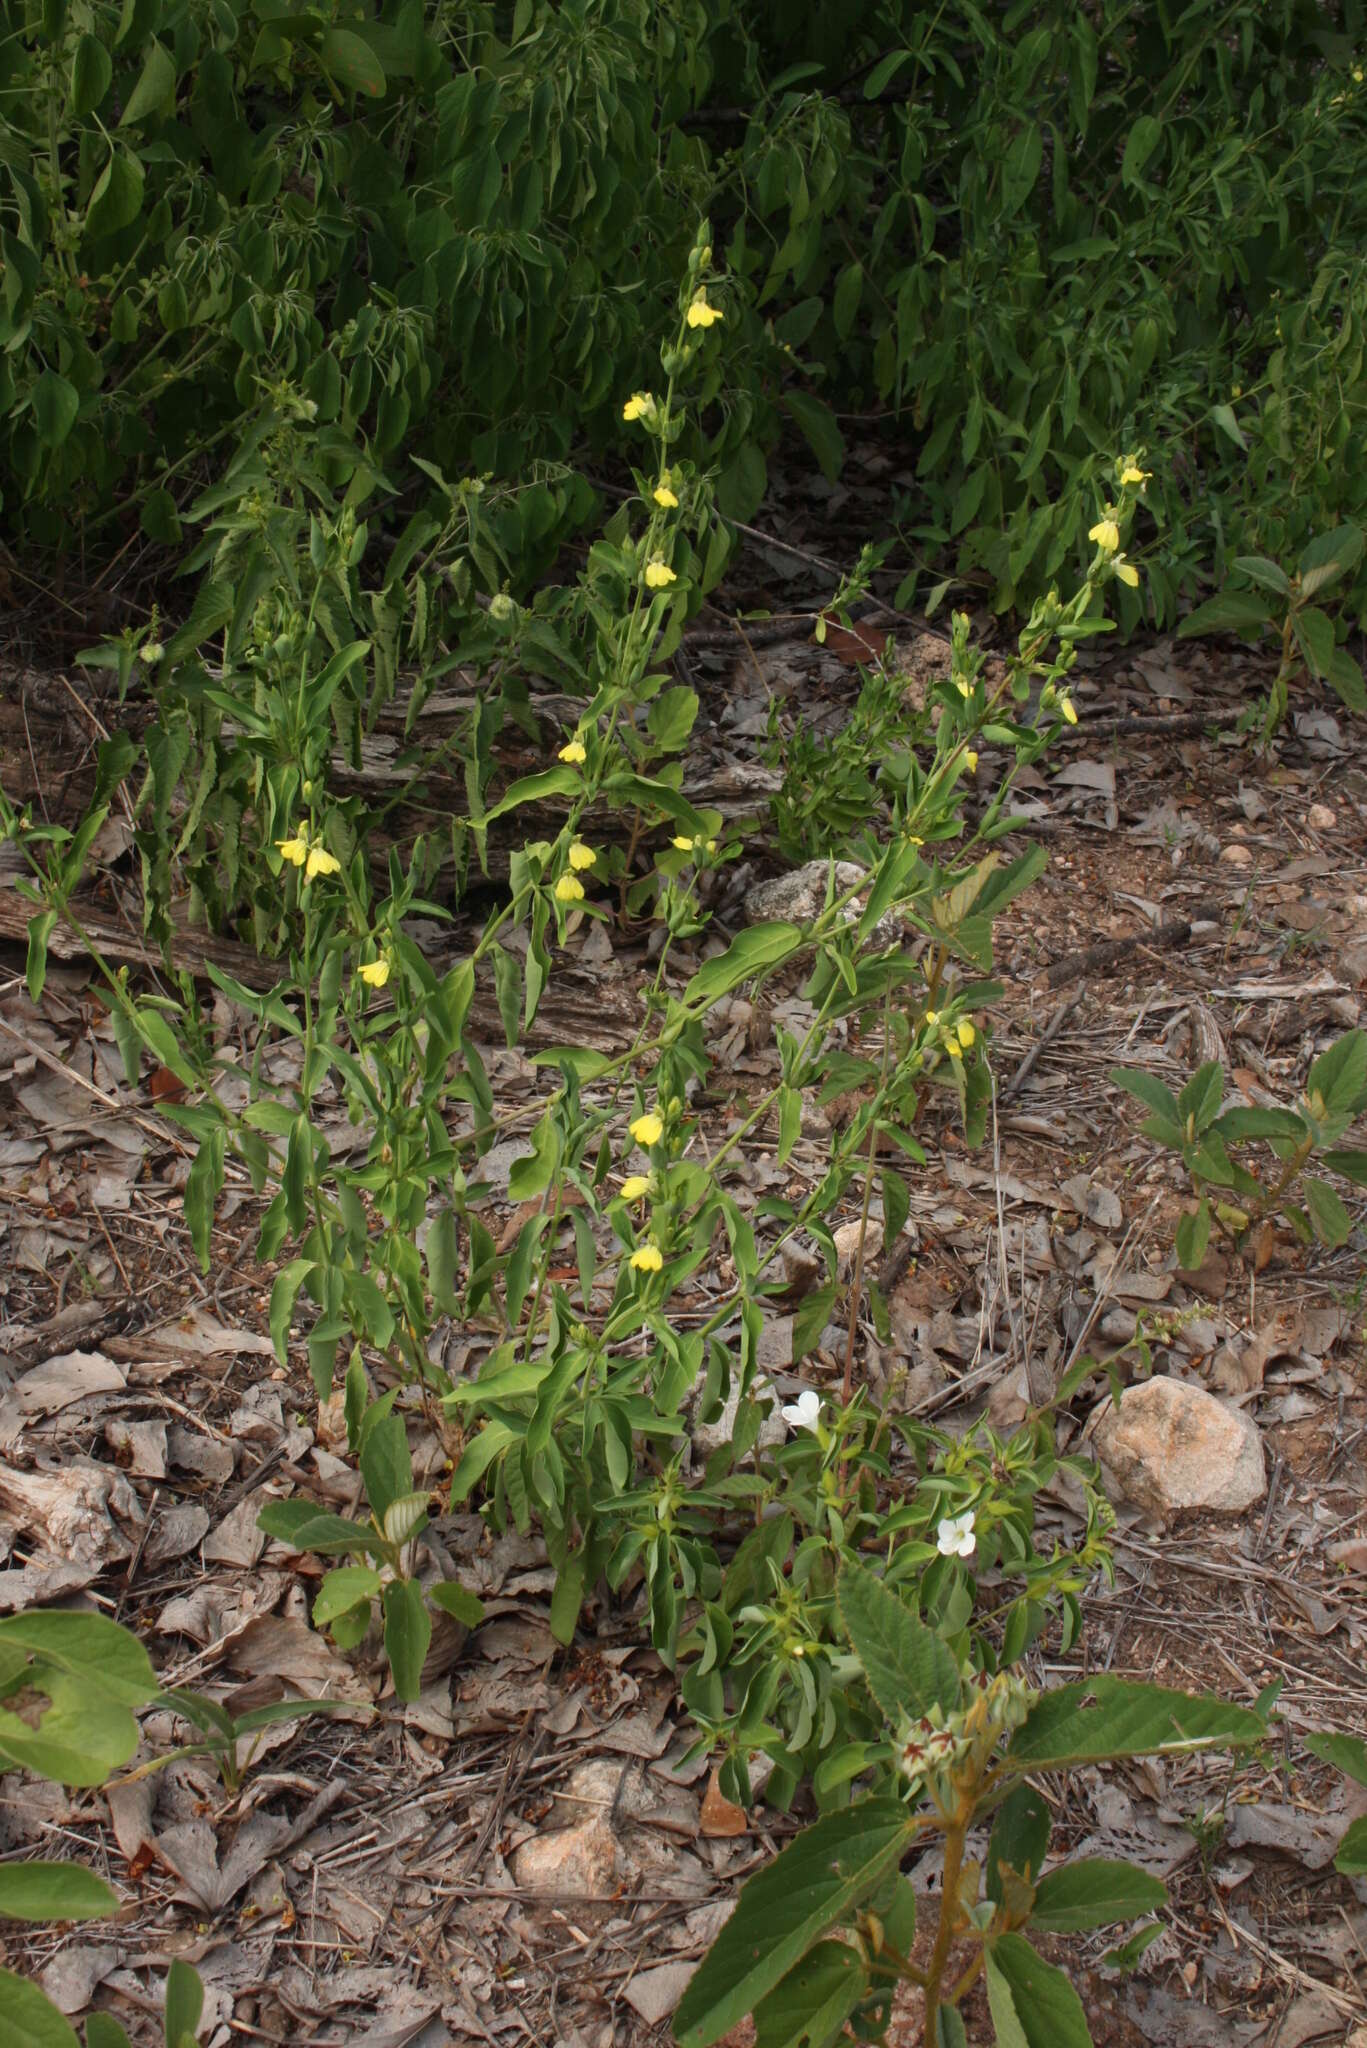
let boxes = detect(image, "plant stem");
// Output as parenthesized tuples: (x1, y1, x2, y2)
(922, 1817, 966, 2043)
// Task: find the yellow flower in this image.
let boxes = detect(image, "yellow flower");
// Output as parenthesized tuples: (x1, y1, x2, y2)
(644, 558, 677, 589)
(906, 832, 924, 846)
(924, 1010, 939, 1028)
(672, 835, 695, 852)
(559, 738, 587, 765)
(946, 1034, 963, 1060)
(305, 844, 341, 880)
(957, 1020, 976, 1049)
(568, 842, 596, 870)
(955, 676, 972, 698)
(630, 1243, 664, 1273)
(359, 955, 391, 989)
(1119, 464, 1151, 487)
(277, 829, 309, 867)
(622, 392, 653, 421)
(1231, 385, 1242, 400)
(619, 1175, 650, 1201)
(1113, 558, 1140, 589)
(706, 838, 718, 853)
(964, 749, 978, 773)
(1089, 517, 1120, 551)
(554, 873, 585, 903)
(653, 478, 679, 508)
(1059, 694, 1079, 725)
(686, 292, 723, 329)
(630, 1112, 663, 1146)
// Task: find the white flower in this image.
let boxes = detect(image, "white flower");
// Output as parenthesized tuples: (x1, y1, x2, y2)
(937, 1510, 976, 1558)
(780, 1389, 823, 1434)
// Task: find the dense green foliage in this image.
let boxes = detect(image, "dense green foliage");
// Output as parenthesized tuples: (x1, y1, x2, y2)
(3, 0, 1366, 624)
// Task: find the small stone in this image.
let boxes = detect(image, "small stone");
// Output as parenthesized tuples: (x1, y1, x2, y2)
(1220, 843, 1253, 867)
(510, 1815, 621, 1897)
(1094, 1376, 1265, 1517)
(1307, 803, 1336, 831)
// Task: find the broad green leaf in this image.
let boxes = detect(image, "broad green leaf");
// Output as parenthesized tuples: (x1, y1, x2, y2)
(321, 25, 386, 94)
(986, 1934, 1092, 2048)
(836, 1559, 961, 1724)
(1175, 1199, 1211, 1271)
(1335, 1816, 1367, 1875)
(85, 2016, 134, 2048)
(269, 1258, 315, 1367)
(312, 1565, 382, 1626)
(1302, 1176, 1351, 1247)
(381, 1491, 430, 1548)
(1006, 1678, 1267, 1770)
(482, 767, 580, 823)
(0, 1613, 156, 1781)
(1108, 1067, 1179, 1124)
(70, 32, 112, 115)
(31, 371, 79, 450)
(359, 1411, 412, 1522)
(1176, 1061, 1223, 1130)
(120, 37, 175, 124)
(86, 149, 145, 237)
(1325, 646, 1367, 712)
(987, 1781, 1051, 1903)
(783, 391, 845, 484)
(1029, 1858, 1166, 1932)
(0, 1863, 120, 1922)
(1001, 122, 1043, 214)
(164, 1958, 203, 2048)
(672, 1801, 912, 2048)
(1212, 1107, 1305, 1143)
(685, 923, 803, 1005)
(646, 684, 699, 752)
(936, 2011, 968, 2048)
(26, 908, 58, 1005)
(0, 1971, 80, 2048)
(256, 1503, 370, 1555)
(752, 1940, 866, 2048)
(1230, 555, 1291, 596)
(1120, 113, 1162, 185)
(1176, 591, 1273, 639)
(184, 1126, 224, 1274)
(1298, 524, 1363, 592)
(1307, 1030, 1367, 1122)
(382, 1578, 431, 1700)
(428, 1581, 484, 1628)
(1292, 605, 1336, 680)
(1304, 1731, 1367, 1786)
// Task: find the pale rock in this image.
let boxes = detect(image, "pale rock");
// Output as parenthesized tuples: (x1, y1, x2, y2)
(510, 1814, 621, 1897)
(1094, 1376, 1265, 1516)
(1220, 843, 1253, 867)
(745, 860, 866, 926)
(1307, 803, 1336, 831)
(689, 1372, 787, 1459)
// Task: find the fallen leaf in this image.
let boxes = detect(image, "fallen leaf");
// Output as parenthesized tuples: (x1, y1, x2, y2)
(700, 1768, 747, 1839)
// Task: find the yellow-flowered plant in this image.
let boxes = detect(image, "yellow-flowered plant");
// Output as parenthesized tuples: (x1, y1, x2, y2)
(276, 822, 342, 880)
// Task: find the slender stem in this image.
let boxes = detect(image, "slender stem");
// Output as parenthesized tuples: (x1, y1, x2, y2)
(923, 1817, 967, 2042)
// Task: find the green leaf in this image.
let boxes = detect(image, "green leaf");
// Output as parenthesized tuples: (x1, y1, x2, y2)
(0, 1863, 120, 1922)
(312, 1565, 382, 1627)
(1120, 113, 1162, 186)
(25, 908, 58, 1005)
(31, 371, 79, 450)
(1176, 591, 1273, 639)
(685, 923, 802, 1005)
(1177, 1061, 1223, 1131)
(1307, 1031, 1367, 1122)
(120, 37, 175, 124)
(1293, 605, 1336, 681)
(1212, 1107, 1306, 1143)
(752, 1940, 867, 2048)
(320, 24, 387, 94)
(1324, 646, 1367, 713)
(1001, 122, 1043, 214)
(1030, 1859, 1166, 1932)
(268, 1258, 315, 1367)
(1302, 1176, 1352, 1248)
(256, 1501, 369, 1553)
(988, 1782, 1051, 1903)
(85, 2015, 134, 2048)
(428, 1582, 484, 1628)
(1230, 555, 1291, 596)
(86, 149, 145, 237)
(1108, 1067, 1179, 1124)
(1304, 1731, 1367, 1787)
(1321, 1147, 1367, 1186)
(936, 2011, 968, 2048)
(359, 1411, 412, 1522)
(1006, 1678, 1267, 1771)
(184, 1127, 224, 1274)
(382, 1578, 431, 1701)
(836, 1558, 962, 1724)
(1334, 1815, 1367, 1875)
(164, 1958, 203, 2048)
(0, 1971, 80, 2048)
(70, 33, 112, 116)
(783, 391, 845, 484)
(646, 685, 699, 753)
(672, 1801, 912, 2048)
(1175, 1199, 1211, 1272)
(1298, 524, 1363, 594)
(483, 767, 581, 824)
(986, 1934, 1092, 2048)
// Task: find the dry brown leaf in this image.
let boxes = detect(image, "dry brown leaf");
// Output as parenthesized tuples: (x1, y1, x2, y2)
(699, 1769, 747, 1838)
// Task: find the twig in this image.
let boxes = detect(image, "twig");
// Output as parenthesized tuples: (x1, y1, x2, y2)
(999, 991, 1084, 1104)
(1039, 911, 1221, 990)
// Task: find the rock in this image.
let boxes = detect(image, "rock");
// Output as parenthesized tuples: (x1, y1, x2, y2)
(1220, 842, 1253, 867)
(689, 1372, 787, 1459)
(744, 861, 866, 925)
(1094, 1376, 1265, 1516)
(1307, 803, 1336, 831)
(510, 1815, 621, 1897)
